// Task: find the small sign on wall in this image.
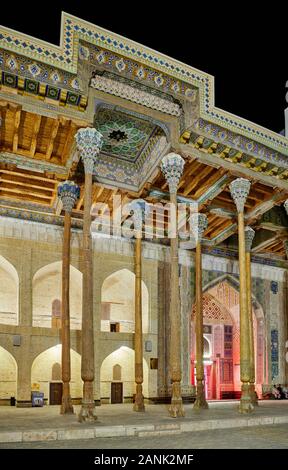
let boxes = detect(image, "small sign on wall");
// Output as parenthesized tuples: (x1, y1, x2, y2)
(13, 335, 21, 346)
(145, 340, 152, 352)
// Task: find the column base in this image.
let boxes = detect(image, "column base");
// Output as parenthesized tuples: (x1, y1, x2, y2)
(250, 384, 258, 406)
(78, 400, 97, 423)
(133, 402, 145, 412)
(239, 383, 254, 414)
(60, 396, 74, 415)
(193, 382, 208, 410)
(168, 382, 185, 418)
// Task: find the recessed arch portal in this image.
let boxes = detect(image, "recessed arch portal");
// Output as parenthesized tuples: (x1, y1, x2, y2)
(31, 345, 82, 403)
(0, 255, 19, 325)
(191, 278, 265, 399)
(100, 346, 149, 403)
(101, 268, 149, 333)
(32, 261, 82, 329)
(0, 346, 17, 400)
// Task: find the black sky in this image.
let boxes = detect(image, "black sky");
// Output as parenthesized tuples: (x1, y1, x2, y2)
(1, 2, 286, 133)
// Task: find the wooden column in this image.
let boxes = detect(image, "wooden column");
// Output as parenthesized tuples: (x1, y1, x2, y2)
(230, 178, 253, 414)
(245, 226, 258, 406)
(57, 180, 79, 415)
(169, 189, 184, 417)
(61, 211, 74, 414)
(161, 153, 185, 418)
(75, 128, 103, 422)
(194, 239, 208, 409)
(190, 212, 208, 409)
(134, 234, 145, 411)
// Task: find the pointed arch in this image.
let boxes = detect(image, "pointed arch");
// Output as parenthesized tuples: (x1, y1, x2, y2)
(0, 345, 17, 400)
(0, 255, 19, 325)
(31, 345, 82, 403)
(101, 268, 149, 333)
(32, 261, 82, 329)
(191, 276, 266, 398)
(203, 273, 264, 318)
(100, 346, 149, 402)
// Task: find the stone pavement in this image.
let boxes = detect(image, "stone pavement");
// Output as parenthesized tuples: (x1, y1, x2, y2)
(1, 424, 288, 449)
(0, 400, 288, 444)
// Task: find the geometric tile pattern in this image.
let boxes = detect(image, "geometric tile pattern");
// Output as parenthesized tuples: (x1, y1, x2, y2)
(192, 293, 232, 323)
(94, 107, 155, 163)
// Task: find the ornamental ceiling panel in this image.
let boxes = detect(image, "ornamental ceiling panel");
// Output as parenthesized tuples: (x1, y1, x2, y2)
(94, 106, 156, 163)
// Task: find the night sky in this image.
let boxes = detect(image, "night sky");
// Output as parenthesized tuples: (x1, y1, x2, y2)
(1, 3, 286, 133)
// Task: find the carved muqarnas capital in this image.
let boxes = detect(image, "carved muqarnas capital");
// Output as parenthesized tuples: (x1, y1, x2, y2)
(75, 127, 103, 174)
(160, 153, 185, 194)
(229, 178, 251, 213)
(190, 212, 208, 242)
(129, 198, 147, 234)
(58, 180, 80, 213)
(245, 226, 255, 252)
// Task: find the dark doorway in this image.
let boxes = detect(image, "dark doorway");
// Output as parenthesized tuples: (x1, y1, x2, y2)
(49, 382, 63, 405)
(111, 382, 123, 404)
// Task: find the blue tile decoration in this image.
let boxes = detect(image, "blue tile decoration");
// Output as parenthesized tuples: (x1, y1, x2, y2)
(0, 12, 287, 156)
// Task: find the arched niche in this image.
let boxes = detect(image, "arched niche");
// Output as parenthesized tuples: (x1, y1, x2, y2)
(101, 268, 149, 333)
(31, 345, 82, 403)
(191, 279, 265, 399)
(32, 261, 82, 329)
(0, 255, 19, 325)
(100, 346, 149, 402)
(0, 346, 17, 400)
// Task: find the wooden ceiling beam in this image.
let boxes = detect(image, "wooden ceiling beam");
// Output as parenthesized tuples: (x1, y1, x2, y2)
(29, 114, 42, 157)
(182, 166, 215, 196)
(45, 119, 60, 160)
(0, 177, 56, 193)
(0, 168, 57, 184)
(0, 186, 52, 200)
(209, 220, 233, 238)
(193, 168, 227, 199)
(12, 108, 21, 153)
(61, 121, 77, 164)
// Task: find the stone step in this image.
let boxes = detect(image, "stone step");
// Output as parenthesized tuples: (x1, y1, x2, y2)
(1, 414, 288, 443)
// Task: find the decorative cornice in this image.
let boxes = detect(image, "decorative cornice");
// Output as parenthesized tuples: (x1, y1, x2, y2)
(0, 12, 287, 154)
(90, 74, 181, 116)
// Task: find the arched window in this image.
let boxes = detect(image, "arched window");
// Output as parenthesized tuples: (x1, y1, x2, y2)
(51, 299, 61, 328)
(113, 364, 122, 381)
(51, 362, 62, 381)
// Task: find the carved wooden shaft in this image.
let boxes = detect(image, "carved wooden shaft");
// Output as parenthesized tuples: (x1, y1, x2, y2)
(193, 240, 208, 408)
(61, 211, 74, 414)
(133, 235, 145, 412)
(246, 251, 258, 405)
(168, 190, 184, 417)
(79, 171, 97, 420)
(238, 211, 253, 412)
